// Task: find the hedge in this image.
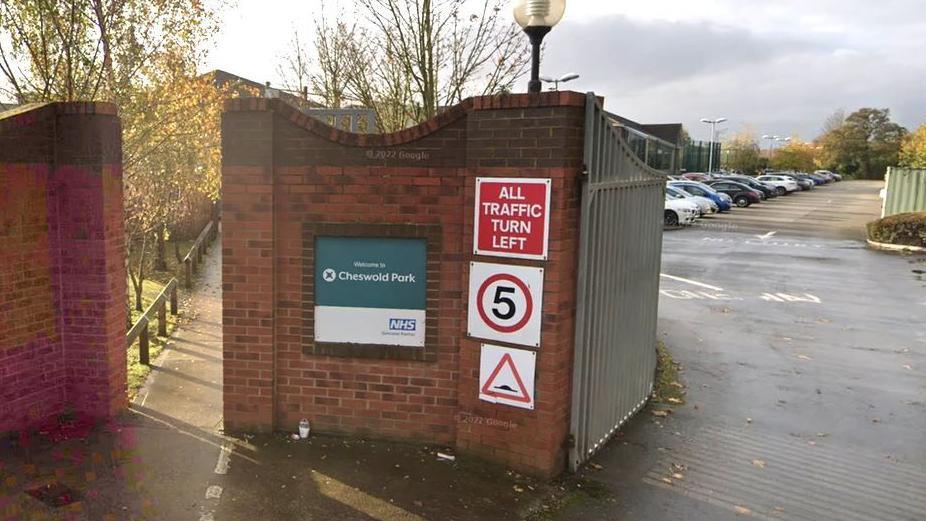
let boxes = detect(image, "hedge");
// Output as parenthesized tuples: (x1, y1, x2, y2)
(866, 211, 926, 247)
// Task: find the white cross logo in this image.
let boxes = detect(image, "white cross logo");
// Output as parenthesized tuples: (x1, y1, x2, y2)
(322, 268, 337, 282)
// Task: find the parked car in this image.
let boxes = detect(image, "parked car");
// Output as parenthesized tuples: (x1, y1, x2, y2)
(782, 173, 815, 190)
(681, 172, 713, 183)
(669, 181, 732, 212)
(804, 172, 828, 185)
(667, 185, 718, 215)
(725, 175, 778, 199)
(705, 180, 762, 207)
(664, 195, 699, 226)
(757, 174, 800, 195)
(815, 170, 841, 182)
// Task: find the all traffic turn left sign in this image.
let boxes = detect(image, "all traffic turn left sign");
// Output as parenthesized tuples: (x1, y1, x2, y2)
(473, 177, 551, 260)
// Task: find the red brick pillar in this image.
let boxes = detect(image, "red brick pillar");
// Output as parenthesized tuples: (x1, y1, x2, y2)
(221, 100, 277, 431)
(0, 102, 126, 429)
(454, 94, 585, 478)
(52, 104, 127, 420)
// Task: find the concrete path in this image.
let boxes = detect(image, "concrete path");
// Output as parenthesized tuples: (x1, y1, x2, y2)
(125, 243, 227, 520)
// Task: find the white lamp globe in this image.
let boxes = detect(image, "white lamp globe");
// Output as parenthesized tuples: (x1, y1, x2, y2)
(513, 0, 566, 29)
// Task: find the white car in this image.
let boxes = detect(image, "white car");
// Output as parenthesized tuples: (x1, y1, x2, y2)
(757, 175, 800, 195)
(665, 196, 699, 226)
(667, 185, 717, 215)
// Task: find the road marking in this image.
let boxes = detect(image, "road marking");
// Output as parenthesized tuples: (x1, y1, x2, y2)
(759, 293, 822, 304)
(214, 441, 232, 474)
(660, 290, 742, 301)
(205, 485, 223, 500)
(660, 273, 724, 291)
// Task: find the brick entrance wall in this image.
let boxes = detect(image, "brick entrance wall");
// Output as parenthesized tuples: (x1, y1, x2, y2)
(222, 93, 586, 477)
(0, 103, 126, 432)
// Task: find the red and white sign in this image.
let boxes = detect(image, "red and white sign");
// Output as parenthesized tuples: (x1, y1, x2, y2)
(479, 344, 536, 410)
(467, 262, 543, 347)
(473, 177, 551, 260)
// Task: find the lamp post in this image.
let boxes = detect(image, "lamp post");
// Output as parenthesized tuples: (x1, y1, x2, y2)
(762, 134, 779, 162)
(539, 72, 579, 91)
(513, 0, 566, 93)
(700, 117, 727, 173)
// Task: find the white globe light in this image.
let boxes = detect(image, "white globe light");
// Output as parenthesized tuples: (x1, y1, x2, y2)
(513, 0, 566, 28)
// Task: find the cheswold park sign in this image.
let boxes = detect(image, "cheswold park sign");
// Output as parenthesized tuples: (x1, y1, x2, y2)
(314, 236, 427, 347)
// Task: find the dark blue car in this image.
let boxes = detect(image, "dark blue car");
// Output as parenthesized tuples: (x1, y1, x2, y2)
(669, 181, 732, 212)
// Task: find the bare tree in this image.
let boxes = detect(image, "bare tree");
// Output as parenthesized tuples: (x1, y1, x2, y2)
(278, 0, 530, 132)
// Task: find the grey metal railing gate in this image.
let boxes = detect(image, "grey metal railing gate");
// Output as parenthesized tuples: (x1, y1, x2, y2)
(569, 93, 665, 471)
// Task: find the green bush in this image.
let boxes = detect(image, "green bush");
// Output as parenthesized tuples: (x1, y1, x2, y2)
(866, 211, 926, 247)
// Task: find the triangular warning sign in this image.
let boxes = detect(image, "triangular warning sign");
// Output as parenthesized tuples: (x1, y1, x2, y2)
(480, 353, 531, 403)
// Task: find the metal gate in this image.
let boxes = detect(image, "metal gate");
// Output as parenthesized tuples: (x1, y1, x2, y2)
(569, 93, 665, 471)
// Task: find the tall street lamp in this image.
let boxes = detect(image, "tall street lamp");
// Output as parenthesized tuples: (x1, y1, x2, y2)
(762, 134, 779, 161)
(513, 0, 566, 93)
(700, 117, 727, 173)
(540, 72, 579, 91)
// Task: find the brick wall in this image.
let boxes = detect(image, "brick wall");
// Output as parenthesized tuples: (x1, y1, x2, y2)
(0, 103, 126, 432)
(222, 93, 587, 477)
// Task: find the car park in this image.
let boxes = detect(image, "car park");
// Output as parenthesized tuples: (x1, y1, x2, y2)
(664, 195, 700, 226)
(667, 185, 717, 216)
(669, 180, 733, 212)
(705, 180, 762, 207)
(756, 174, 800, 195)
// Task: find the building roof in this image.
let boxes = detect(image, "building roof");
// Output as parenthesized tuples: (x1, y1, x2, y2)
(605, 110, 683, 147)
(206, 69, 324, 109)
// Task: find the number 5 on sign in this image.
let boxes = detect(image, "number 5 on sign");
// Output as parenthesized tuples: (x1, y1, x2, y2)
(467, 262, 544, 347)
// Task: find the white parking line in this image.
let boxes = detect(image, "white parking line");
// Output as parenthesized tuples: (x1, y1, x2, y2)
(660, 273, 724, 291)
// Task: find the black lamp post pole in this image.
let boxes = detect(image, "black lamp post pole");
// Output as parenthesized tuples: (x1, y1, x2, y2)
(524, 25, 551, 93)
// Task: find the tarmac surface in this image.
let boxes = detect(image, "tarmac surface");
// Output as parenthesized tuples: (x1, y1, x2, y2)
(558, 180, 926, 520)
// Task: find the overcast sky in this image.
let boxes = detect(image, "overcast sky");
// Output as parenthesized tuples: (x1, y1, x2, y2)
(207, 0, 926, 141)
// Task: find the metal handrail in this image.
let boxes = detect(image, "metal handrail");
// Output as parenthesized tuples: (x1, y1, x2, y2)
(183, 216, 218, 288)
(125, 278, 179, 365)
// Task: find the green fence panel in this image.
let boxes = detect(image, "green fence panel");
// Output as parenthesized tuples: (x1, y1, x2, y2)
(883, 168, 926, 217)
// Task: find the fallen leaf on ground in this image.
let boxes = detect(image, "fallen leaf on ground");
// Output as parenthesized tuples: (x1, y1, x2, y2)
(902, 365, 912, 370)
(752, 459, 766, 469)
(734, 505, 752, 515)
(796, 354, 813, 361)
(667, 397, 683, 404)
(588, 463, 603, 470)
(651, 410, 670, 417)
(671, 473, 684, 480)
(670, 382, 684, 389)
(513, 485, 524, 493)
(661, 477, 673, 485)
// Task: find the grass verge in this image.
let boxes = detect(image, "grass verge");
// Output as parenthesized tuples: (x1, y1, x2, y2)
(867, 211, 926, 248)
(524, 478, 612, 521)
(125, 278, 181, 399)
(653, 340, 685, 405)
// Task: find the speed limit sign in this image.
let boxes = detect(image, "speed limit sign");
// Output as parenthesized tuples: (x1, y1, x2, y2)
(467, 262, 544, 347)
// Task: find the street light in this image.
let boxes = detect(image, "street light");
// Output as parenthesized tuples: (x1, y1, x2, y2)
(539, 72, 579, 91)
(762, 134, 779, 160)
(513, 0, 567, 93)
(700, 117, 727, 173)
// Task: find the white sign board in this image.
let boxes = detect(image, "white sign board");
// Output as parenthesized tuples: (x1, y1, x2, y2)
(467, 262, 543, 347)
(479, 344, 536, 410)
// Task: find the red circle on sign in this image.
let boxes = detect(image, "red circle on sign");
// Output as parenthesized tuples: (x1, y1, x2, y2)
(476, 273, 533, 333)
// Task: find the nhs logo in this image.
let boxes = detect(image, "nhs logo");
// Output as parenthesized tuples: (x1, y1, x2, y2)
(388, 318, 417, 331)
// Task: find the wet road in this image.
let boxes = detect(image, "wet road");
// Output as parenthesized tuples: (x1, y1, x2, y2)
(562, 182, 926, 520)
